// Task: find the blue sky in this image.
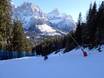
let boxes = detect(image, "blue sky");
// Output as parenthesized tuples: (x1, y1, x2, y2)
(12, 0, 102, 21)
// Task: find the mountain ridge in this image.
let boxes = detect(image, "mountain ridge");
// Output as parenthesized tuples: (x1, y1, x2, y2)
(13, 2, 76, 36)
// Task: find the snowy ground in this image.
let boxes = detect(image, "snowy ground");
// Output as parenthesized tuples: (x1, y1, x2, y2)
(0, 45, 104, 78)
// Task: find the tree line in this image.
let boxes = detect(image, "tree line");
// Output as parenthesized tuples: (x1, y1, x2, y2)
(0, 0, 32, 60)
(65, 1, 104, 51)
(33, 1, 104, 59)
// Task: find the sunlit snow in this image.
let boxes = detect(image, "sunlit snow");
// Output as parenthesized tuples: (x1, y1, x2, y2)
(36, 24, 56, 33)
(0, 45, 104, 78)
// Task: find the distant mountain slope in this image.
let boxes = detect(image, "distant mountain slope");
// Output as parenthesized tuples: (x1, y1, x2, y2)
(13, 2, 76, 36)
(48, 9, 76, 32)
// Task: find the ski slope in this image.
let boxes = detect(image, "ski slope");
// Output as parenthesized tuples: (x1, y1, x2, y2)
(0, 45, 104, 78)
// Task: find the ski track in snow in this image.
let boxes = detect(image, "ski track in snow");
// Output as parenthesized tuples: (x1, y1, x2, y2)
(0, 46, 104, 78)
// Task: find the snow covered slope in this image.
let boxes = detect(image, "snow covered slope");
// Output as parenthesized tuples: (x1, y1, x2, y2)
(0, 45, 104, 78)
(36, 24, 61, 36)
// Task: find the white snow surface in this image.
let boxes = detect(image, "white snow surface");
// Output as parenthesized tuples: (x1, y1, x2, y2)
(36, 24, 63, 36)
(36, 24, 61, 36)
(0, 45, 104, 78)
(36, 24, 56, 33)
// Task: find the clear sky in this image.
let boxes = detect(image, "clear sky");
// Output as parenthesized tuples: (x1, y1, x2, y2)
(12, 0, 102, 22)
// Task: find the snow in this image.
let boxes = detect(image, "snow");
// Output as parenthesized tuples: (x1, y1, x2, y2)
(26, 36, 30, 39)
(0, 45, 104, 78)
(36, 24, 61, 36)
(49, 18, 62, 24)
(36, 24, 56, 33)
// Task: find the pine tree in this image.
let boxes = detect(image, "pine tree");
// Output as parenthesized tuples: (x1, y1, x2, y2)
(96, 1, 104, 45)
(75, 12, 82, 45)
(85, 2, 97, 48)
(10, 19, 32, 57)
(64, 32, 77, 52)
(0, 0, 12, 49)
(11, 20, 32, 52)
(80, 22, 87, 47)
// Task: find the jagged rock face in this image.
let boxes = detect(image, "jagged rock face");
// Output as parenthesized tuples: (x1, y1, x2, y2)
(13, 2, 76, 36)
(13, 2, 47, 29)
(47, 9, 76, 32)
